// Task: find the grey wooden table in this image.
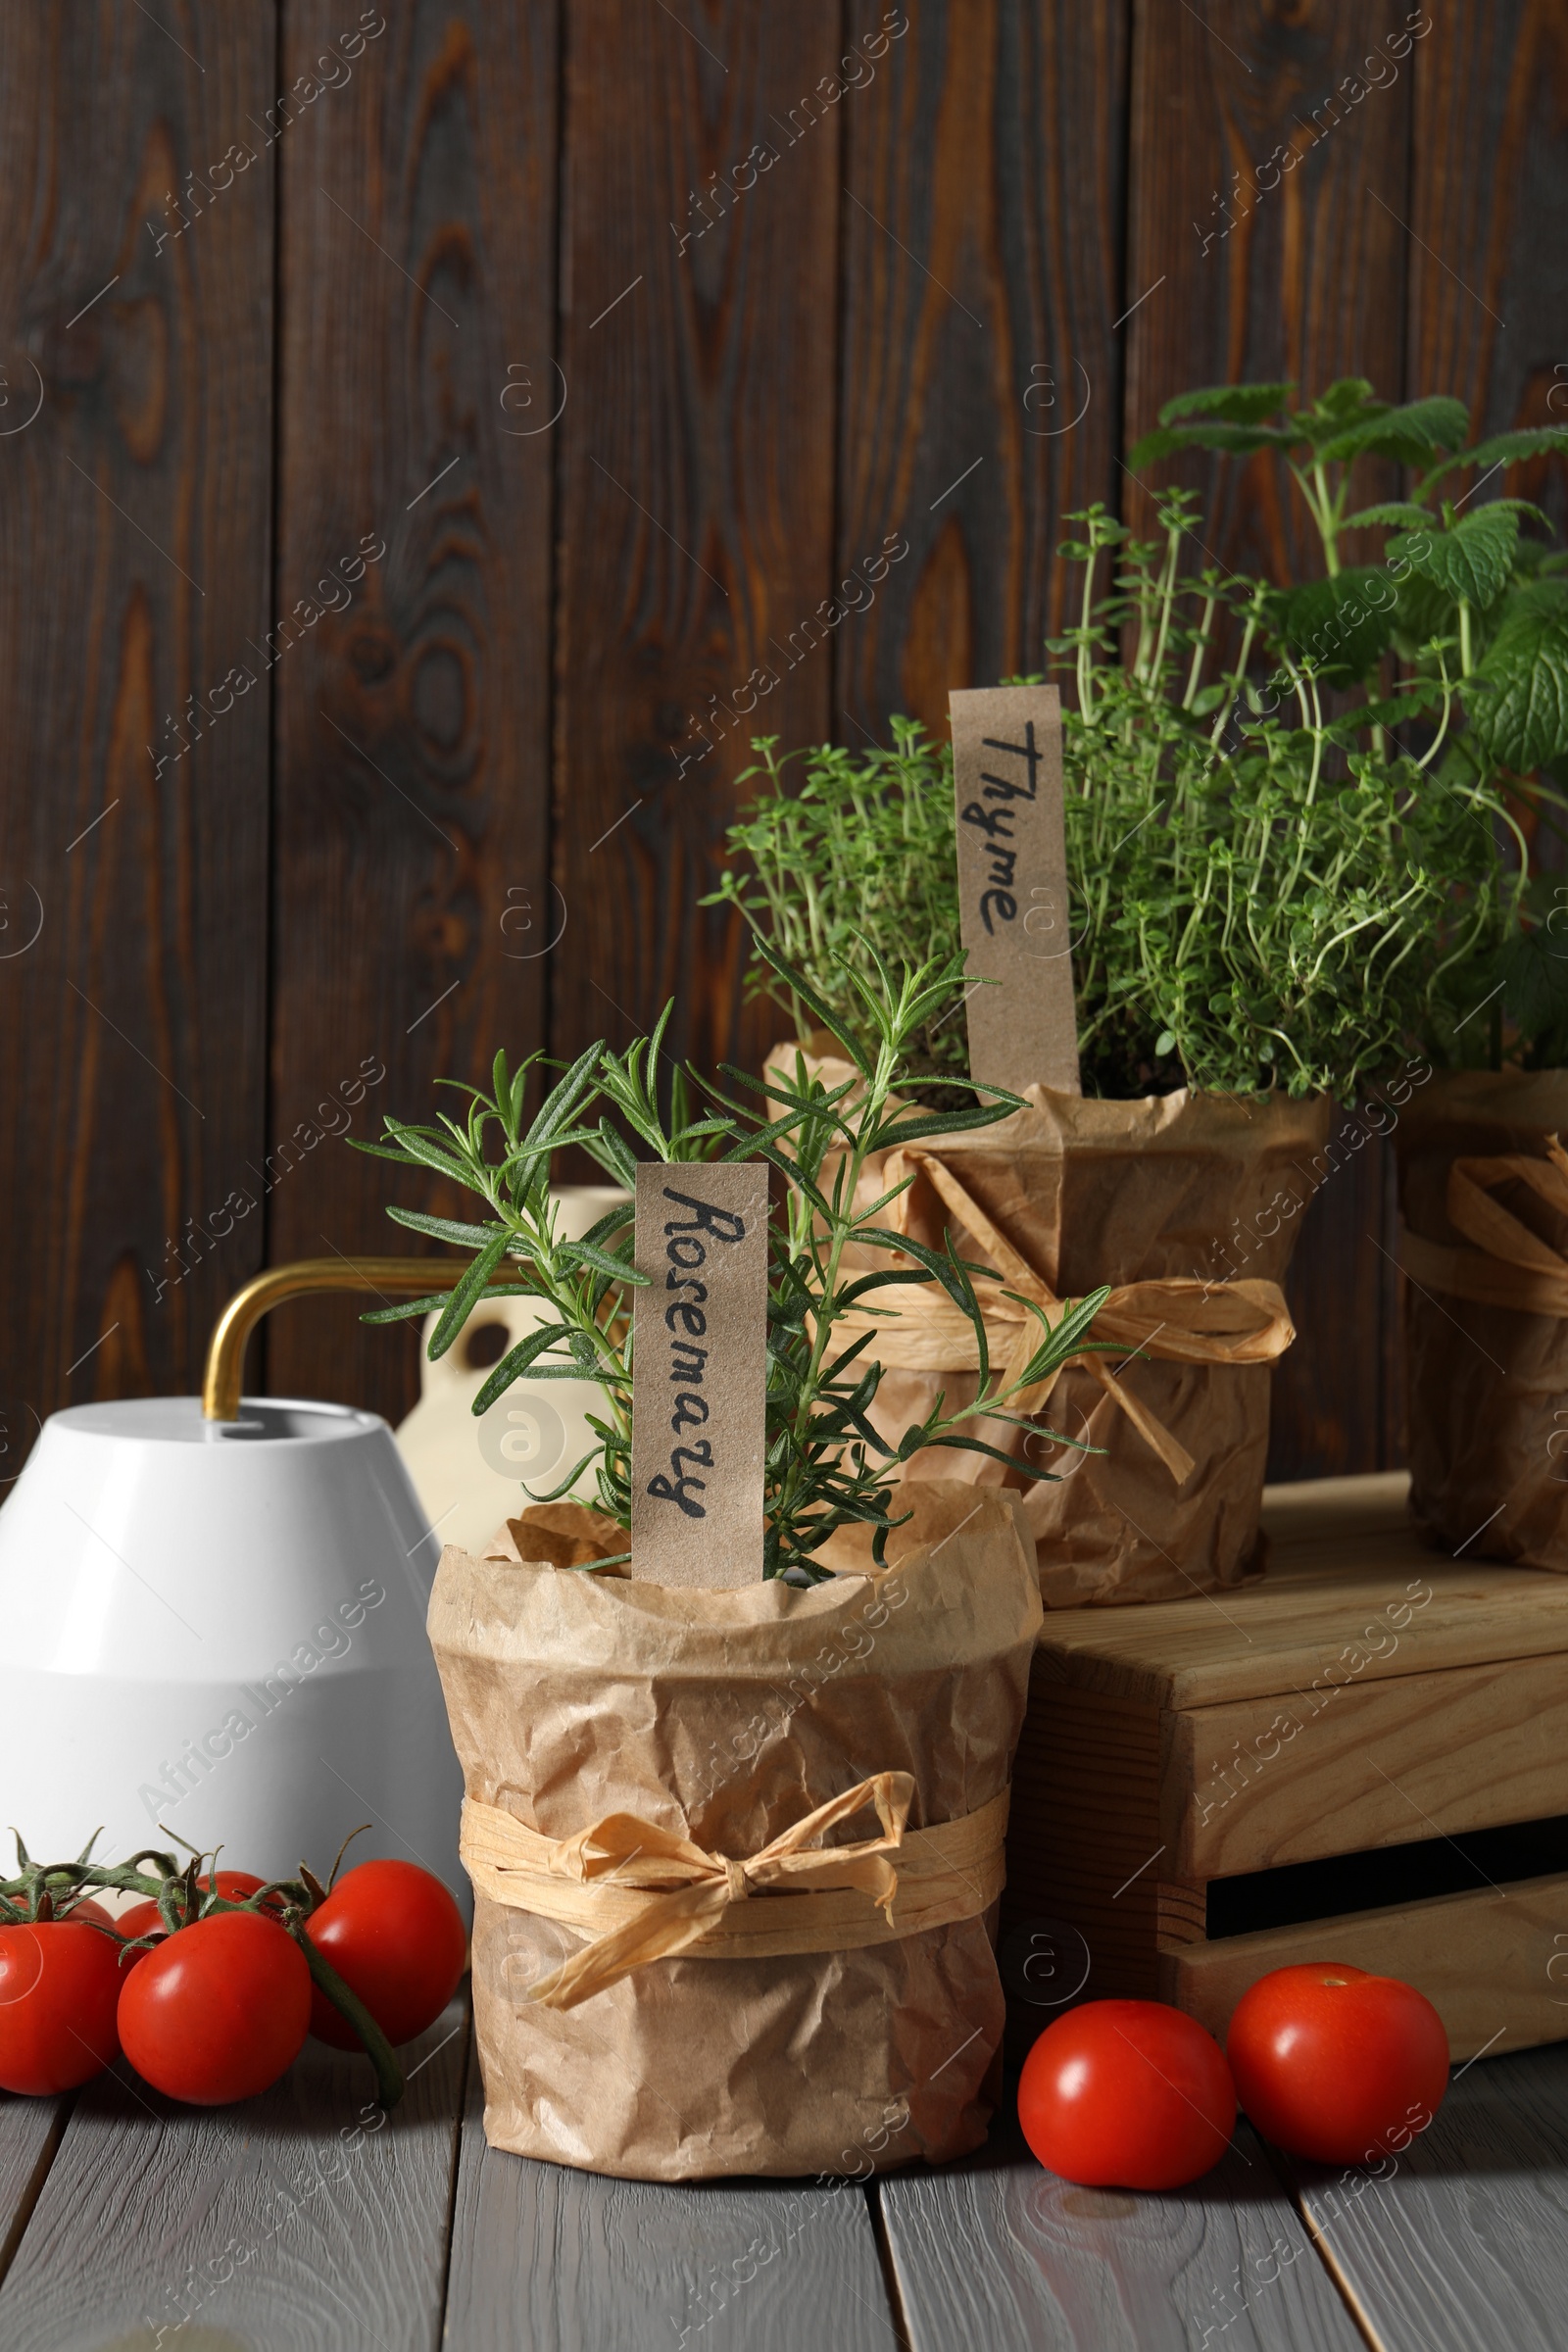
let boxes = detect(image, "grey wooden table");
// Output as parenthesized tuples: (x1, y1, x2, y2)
(0, 1995, 1561, 2352)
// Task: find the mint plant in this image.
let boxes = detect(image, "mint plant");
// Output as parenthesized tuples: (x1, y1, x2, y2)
(1134, 379, 1568, 1065)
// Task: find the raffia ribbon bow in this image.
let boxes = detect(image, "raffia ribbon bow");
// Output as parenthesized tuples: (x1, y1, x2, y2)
(842, 1147, 1296, 1487)
(461, 1772, 1010, 2011)
(1399, 1133, 1568, 1317)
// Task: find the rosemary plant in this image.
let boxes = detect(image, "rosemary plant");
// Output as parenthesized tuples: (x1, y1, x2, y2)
(358, 942, 1109, 1582)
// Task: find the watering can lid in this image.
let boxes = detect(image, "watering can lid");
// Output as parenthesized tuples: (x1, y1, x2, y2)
(47, 1396, 383, 1446)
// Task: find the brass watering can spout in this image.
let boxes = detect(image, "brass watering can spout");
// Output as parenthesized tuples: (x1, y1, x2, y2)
(202, 1258, 474, 1421)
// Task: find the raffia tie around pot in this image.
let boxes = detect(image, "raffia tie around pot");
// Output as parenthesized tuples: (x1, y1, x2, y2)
(460, 1772, 1008, 2008)
(430, 1490, 1042, 2180)
(768, 1043, 1330, 1606)
(843, 1144, 1296, 1489)
(1399, 1134, 1568, 1316)
(1396, 1071, 1568, 1570)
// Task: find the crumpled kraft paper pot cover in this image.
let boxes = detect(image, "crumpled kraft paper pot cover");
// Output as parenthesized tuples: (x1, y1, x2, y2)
(1396, 1066, 1568, 1569)
(427, 1491, 1043, 2180)
(768, 1044, 1331, 1607)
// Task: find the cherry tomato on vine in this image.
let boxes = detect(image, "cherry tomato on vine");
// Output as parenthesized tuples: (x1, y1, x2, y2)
(1227, 1963, 1449, 2164)
(306, 1860, 467, 2049)
(0, 1923, 123, 2094)
(1017, 1999, 1236, 2189)
(118, 1910, 311, 2104)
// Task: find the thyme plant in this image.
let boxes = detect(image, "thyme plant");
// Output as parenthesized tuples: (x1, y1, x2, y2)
(359, 941, 1108, 1582)
(710, 497, 1462, 1099)
(710, 725, 967, 1088)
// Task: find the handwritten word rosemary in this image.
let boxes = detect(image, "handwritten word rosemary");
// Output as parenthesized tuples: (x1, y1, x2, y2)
(647, 1187, 752, 1520)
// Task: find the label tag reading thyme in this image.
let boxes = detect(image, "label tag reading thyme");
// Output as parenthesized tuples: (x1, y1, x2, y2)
(629, 1160, 769, 1589)
(950, 682, 1080, 1096)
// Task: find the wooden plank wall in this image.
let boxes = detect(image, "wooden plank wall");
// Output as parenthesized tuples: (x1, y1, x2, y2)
(1, 0, 1563, 1475)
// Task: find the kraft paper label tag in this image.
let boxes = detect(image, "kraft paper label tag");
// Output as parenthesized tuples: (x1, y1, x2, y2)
(950, 682, 1080, 1096)
(630, 1160, 769, 1589)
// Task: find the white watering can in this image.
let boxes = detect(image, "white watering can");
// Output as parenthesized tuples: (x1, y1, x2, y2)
(395, 1186, 627, 1555)
(0, 1256, 488, 1898)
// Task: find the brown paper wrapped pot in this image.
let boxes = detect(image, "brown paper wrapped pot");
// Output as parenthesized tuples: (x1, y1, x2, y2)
(427, 1492, 1043, 2180)
(1396, 1067, 1568, 1568)
(771, 1045, 1330, 1606)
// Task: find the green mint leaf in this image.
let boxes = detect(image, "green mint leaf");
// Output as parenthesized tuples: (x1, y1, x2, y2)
(1471, 580, 1568, 768)
(1126, 426, 1187, 470)
(1420, 426, 1568, 495)
(1391, 506, 1518, 610)
(1318, 394, 1470, 466)
(1157, 380, 1296, 428)
(1342, 502, 1436, 531)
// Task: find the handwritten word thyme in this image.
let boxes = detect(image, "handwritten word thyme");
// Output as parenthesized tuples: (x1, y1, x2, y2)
(958, 722, 1047, 936)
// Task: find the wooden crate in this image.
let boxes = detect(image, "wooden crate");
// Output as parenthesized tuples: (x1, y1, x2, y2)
(1003, 1471, 1568, 2060)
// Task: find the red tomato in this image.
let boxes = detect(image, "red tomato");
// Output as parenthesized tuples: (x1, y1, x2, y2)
(118, 1910, 311, 2104)
(114, 1901, 164, 1945)
(306, 1860, 467, 2049)
(0, 1924, 123, 2094)
(1227, 1962, 1449, 2164)
(1018, 1999, 1236, 2189)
